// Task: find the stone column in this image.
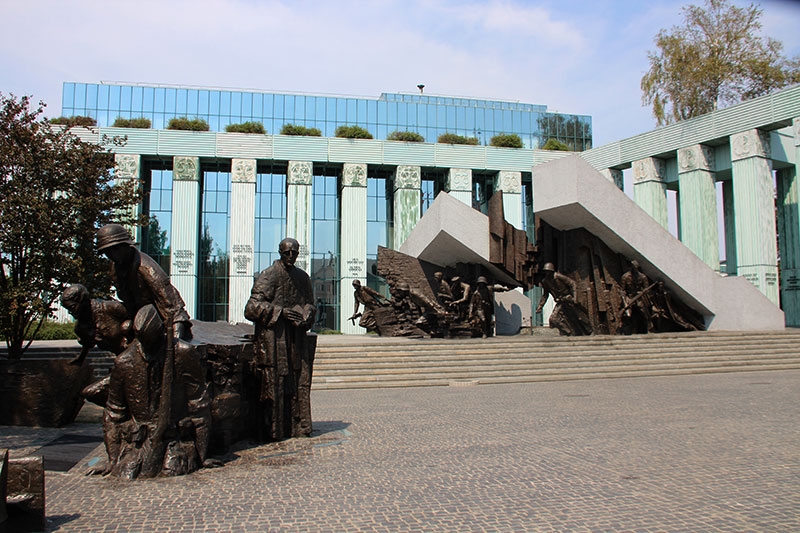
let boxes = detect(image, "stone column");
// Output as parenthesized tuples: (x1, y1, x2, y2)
(393, 165, 421, 249)
(632, 157, 668, 229)
(114, 154, 143, 241)
(677, 144, 720, 271)
(599, 168, 624, 191)
(228, 159, 256, 324)
(287, 161, 313, 272)
(730, 129, 779, 304)
(776, 118, 800, 325)
(446, 168, 472, 206)
(171, 156, 201, 318)
(495, 171, 522, 230)
(339, 163, 368, 334)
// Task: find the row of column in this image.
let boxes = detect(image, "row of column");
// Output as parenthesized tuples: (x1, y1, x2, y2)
(629, 121, 800, 325)
(114, 154, 524, 332)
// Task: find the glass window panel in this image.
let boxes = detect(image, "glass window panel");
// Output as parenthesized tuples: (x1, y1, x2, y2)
(326, 98, 336, 122)
(74, 84, 87, 109)
(142, 87, 153, 112)
(367, 100, 377, 123)
(305, 96, 314, 121)
(165, 89, 176, 114)
(377, 101, 387, 124)
(446, 106, 456, 129)
(63, 83, 75, 109)
(263, 94, 274, 118)
(231, 92, 242, 117)
(220, 91, 231, 115)
(316, 97, 326, 121)
(187, 90, 198, 115)
(241, 92, 252, 117)
(131, 87, 143, 113)
(388, 102, 397, 124)
(285, 95, 296, 119)
(197, 90, 208, 116)
(154, 88, 165, 112)
(86, 84, 98, 109)
(176, 89, 187, 114)
(337, 98, 347, 123)
(274, 94, 284, 118)
(120, 86, 132, 112)
(253, 93, 263, 117)
(108, 85, 120, 110)
(209, 91, 220, 114)
(437, 105, 446, 126)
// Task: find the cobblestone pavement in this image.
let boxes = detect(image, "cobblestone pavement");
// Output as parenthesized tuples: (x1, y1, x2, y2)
(7, 369, 799, 532)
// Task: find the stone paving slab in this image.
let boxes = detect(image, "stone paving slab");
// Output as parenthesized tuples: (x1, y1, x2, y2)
(4, 370, 799, 532)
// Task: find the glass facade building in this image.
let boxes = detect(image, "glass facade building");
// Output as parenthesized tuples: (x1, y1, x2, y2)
(60, 81, 591, 331)
(61, 82, 592, 150)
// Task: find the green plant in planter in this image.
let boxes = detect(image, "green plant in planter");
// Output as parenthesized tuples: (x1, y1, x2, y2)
(49, 115, 97, 127)
(167, 117, 210, 131)
(280, 123, 322, 136)
(335, 125, 373, 139)
(489, 133, 523, 148)
(112, 117, 152, 129)
(437, 132, 479, 145)
(541, 138, 571, 151)
(387, 130, 424, 142)
(225, 121, 266, 134)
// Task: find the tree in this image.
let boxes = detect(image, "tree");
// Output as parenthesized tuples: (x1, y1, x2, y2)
(641, 0, 800, 126)
(0, 94, 142, 359)
(489, 133, 523, 148)
(541, 139, 571, 151)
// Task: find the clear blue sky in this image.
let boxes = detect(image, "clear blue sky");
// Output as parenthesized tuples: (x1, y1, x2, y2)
(2, 0, 799, 147)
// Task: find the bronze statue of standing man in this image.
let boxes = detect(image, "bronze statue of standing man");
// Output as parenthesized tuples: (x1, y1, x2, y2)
(244, 238, 316, 441)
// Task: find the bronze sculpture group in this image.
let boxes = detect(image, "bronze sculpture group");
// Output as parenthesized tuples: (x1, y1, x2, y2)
(62, 227, 318, 479)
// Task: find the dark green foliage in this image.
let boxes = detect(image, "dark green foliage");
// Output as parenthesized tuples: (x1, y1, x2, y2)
(489, 133, 523, 148)
(112, 117, 152, 129)
(280, 123, 322, 136)
(0, 94, 142, 358)
(541, 138, 571, 151)
(335, 125, 373, 139)
(49, 115, 97, 127)
(225, 121, 266, 134)
(167, 117, 210, 131)
(387, 131, 425, 142)
(437, 133, 480, 145)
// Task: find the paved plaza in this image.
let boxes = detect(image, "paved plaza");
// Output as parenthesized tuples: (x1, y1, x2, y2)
(3, 369, 799, 532)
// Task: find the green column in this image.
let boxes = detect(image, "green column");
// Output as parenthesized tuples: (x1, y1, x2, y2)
(677, 144, 720, 271)
(171, 156, 201, 317)
(730, 129, 779, 305)
(114, 154, 142, 241)
(495, 171, 522, 229)
(229, 159, 256, 324)
(393, 165, 421, 249)
(776, 118, 800, 325)
(446, 168, 472, 206)
(339, 163, 368, 334)
(632, 157, 668, 229)
(287, 161, 313, 272)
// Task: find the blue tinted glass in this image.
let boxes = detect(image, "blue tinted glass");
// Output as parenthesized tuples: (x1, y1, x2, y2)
(241, 92, 252, 116)
(86, 84, 98, 110)
(130, 87, 142, 113)
(154, 88, 165, 111)
(253, 93, 263, 116)
(346, 99, 356, 122)
(187, 90, 198, 115)
(143, 87, 154, 111)
(326, 98, 336, 122)
(437, 105, 446, 126)
(388, 102, 397, 124)
(209, 91, 219, 114)
(231, 92, 241, 117)
(176, 89, 187, 114)
(446, 106, 455, 128)
(165, 89, 176, 113)
(63, 83, 75, 109)
(305, 96, 314, 120)
(74, 84, 87, 109)
(316, 97, 325, 120)
(120, 86, 132, 112)
(109, 86, 120, 110)
(274, 94, 284, 117)
(377, 101, 387, 124)
(416, 104, 425, 127)
(285, 95, 295, 118)
(220, 91, 230, 115)
(367, 100, 377, 123)
(198, 90, 208, 115)
(263, 94, 273, 117)
(357, 99, 367, 123)
(337, 99, 346, 122)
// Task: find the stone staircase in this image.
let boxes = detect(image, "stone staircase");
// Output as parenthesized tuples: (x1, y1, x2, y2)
(6, 329, 800, 390)
(310, 329, 800, 390)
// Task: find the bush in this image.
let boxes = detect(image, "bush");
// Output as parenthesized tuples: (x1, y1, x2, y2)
(112, 117, 152, 129)
(26, 321, 76, 340)
(490, 133, 523, 148)
(387, 131, 424, 142)
(335, 125, 373, 139)
(280, 123, 322, 136)
(437, 133, 479, 145)
(49, 115, 97, 127)
(541, 138, 571, 151)
(167, 117, 210, 131)
(225, 121, 266, 134)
